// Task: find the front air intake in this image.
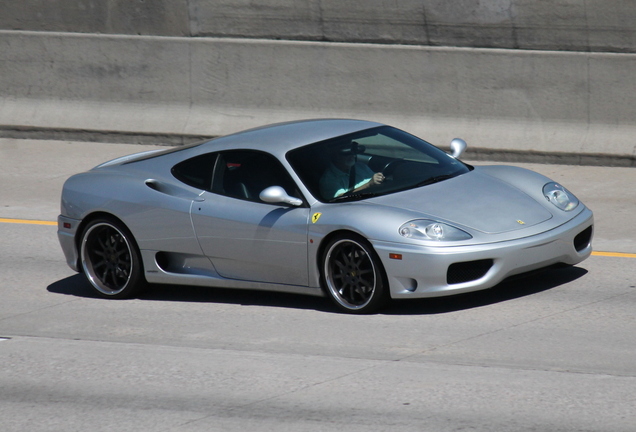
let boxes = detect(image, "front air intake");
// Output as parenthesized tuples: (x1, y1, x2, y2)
(574, 225, 593, 252)
(447, 259, 494, 285)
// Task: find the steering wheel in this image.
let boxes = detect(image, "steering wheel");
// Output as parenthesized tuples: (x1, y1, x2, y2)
(381, 159, 406, 177)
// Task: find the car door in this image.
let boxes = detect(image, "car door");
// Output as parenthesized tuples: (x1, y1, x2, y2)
(189, 150, 310, 286)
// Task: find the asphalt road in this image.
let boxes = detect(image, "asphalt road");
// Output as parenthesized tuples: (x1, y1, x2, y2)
(1, 138, 635, 431)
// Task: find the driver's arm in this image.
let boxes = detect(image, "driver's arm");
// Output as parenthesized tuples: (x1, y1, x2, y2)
(351, 172, 385, 193)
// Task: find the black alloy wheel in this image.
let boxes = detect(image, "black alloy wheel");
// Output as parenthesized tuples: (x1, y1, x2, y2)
(80, 218, 145, 298)
(322, 235, 389, 313)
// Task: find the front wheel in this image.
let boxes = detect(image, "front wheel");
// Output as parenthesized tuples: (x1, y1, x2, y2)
(321, 235, 389, 314)
(80, 218, 146, 299)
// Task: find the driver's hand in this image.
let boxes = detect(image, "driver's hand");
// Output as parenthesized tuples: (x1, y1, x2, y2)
(371, 172, 385, 185)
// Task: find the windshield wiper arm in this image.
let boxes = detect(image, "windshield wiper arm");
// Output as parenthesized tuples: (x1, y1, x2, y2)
(416, 174, 456, 187)
(329, 191, 380, 203)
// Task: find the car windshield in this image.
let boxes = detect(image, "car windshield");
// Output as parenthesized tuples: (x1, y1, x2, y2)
(286, 126, 471, 203)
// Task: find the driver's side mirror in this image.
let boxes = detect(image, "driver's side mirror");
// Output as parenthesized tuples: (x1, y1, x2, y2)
(259, 186, 303, 206)
(449, 138, 467, 159)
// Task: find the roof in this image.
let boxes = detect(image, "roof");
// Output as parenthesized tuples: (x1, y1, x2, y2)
(201, 119, 384, 154)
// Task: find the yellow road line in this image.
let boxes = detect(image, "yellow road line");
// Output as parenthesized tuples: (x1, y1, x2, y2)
(592, 251, 636, 258)
(0, 218, 57, 226)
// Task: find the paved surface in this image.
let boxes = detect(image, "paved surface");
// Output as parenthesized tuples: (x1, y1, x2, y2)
(1, 138, 635, 431)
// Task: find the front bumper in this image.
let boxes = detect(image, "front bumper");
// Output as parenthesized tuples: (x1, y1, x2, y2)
(373, 207, 594, 299)
(57, 215, 81, 272)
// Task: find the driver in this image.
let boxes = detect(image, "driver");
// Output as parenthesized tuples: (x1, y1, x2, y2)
(319, 141, 385, 199)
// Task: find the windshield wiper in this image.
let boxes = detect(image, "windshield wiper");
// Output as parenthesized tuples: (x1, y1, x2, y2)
(329, 191, 380, 203)
(415, 174, 456, 187)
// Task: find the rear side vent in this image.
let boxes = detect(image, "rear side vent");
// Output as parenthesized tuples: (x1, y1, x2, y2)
(574, 225, 593, 252)
(447, 259, 494, 285)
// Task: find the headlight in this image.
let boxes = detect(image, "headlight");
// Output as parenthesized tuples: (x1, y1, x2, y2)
(399, 219, 472, 241)
(543, 182, 579, 211)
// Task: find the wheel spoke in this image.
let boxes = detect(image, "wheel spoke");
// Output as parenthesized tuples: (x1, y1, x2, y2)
(352, 250, 367, 266)
(332, 258, 347, 272)
(97, 236, 108, 251)
(100, 267, 110, 283)
(339, 248, 351, 266)
(341, 283, 354, 299)
(357, 268, 373, 277)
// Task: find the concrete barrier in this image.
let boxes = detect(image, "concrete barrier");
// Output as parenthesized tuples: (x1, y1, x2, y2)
(1, 0, 635, 53)
(1, 30, 635, 164)
(0, 0, 190, 36)
(1, 2, 635, 164)
(190, 0, 636, 53)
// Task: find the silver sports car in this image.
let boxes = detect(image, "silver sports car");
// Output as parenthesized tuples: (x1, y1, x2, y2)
(58, 119, 593, 313)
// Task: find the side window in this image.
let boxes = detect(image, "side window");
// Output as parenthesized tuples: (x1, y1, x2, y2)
(211, 150, 302, 203)
(171, 153, 217, 190)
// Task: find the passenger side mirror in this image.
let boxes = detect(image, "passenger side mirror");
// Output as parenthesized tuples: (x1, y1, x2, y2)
(259, 186, 303, 206)
(450, 138, 467, 159)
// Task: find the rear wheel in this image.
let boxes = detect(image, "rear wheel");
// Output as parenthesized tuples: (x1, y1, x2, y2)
(321, 234, 389, 314)
(80, 218, 146, 298)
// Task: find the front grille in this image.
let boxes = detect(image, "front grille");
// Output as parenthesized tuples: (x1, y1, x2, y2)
(447, 259, 494, 285)
(574, 225, 593, 252)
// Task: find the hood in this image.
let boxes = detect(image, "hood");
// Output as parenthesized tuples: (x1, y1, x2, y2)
(372, 170, 552, 234)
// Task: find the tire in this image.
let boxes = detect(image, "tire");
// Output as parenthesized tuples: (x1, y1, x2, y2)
(79, 218, 146, 299)
(321, 234, 389, 314)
